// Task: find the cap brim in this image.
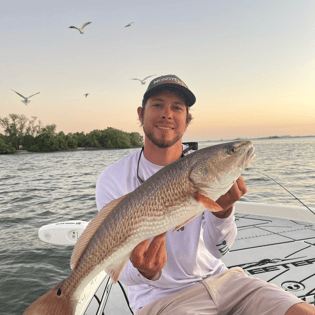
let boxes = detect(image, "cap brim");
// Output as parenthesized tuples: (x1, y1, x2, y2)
(143, 84, 196, 107)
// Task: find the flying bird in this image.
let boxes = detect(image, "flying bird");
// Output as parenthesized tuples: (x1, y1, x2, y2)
(130, 75, 156, 85)
(84, 93, 89, 97)
(69, 22, 92, 34)
(125, 22, 134, 28)
(11, 90, 40, 105)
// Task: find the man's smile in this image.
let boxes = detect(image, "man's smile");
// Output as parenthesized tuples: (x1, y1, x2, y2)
(156, 124, 175, 130)
(157, 126, 173, 130)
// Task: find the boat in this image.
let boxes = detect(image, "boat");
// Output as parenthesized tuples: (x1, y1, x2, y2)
(38, 201, 315, 314)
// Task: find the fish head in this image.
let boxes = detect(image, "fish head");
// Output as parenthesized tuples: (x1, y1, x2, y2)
(189, 140, 255, 201)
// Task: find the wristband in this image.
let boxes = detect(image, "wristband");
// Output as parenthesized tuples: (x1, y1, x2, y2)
(150, 270, 162, 281)
(138, 269, 162, 281)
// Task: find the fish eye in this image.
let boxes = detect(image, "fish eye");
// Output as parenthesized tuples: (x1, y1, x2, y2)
(227, 147, 237, 155)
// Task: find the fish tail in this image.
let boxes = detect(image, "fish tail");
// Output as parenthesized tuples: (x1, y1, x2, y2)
(23, 281, 76, 315)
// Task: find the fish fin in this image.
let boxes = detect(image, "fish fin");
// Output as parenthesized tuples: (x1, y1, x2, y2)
(70, 195, 126, 270)
(193, 191, 223, 212)
(173, 215, 198, 232)
(105, 257, 129, 284)
(23, 280, 76, 315)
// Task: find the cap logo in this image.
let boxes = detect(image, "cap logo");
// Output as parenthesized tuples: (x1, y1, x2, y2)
(152, 77, 188, 88)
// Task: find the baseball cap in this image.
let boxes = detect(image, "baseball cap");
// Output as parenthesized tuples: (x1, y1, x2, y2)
(143, 75, 196, 107)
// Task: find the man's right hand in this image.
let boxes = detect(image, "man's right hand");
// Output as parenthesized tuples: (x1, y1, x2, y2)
(130, 232, 167, 281)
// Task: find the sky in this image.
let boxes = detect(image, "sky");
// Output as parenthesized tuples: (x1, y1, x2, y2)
(1, 0, 315, 142)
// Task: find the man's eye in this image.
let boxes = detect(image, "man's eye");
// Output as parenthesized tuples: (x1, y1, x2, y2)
(174, 106, 183, 111)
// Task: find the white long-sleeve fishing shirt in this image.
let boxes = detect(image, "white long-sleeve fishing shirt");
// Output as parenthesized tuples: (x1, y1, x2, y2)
(95, 146, 237, 312)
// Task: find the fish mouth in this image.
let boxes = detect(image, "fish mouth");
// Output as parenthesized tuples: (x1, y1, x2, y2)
(245, 145, 255, 168)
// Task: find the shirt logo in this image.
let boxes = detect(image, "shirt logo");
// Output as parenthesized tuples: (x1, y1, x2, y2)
(216, 240, 230, 255)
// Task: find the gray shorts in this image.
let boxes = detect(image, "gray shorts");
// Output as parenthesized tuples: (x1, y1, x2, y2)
(136, 267, 302, 315)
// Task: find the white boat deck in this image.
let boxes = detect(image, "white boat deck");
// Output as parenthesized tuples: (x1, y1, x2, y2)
(222, 211, 315, 305)
(74, 202, 315, 314)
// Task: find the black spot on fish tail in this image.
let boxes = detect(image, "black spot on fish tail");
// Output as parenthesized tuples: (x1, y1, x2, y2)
(57, 288, 62, 296)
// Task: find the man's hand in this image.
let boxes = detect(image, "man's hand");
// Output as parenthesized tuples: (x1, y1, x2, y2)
(130, 231, 167, 281)
(213, 176, 247, 218)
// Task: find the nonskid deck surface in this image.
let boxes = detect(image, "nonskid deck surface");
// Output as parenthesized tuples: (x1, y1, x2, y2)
(222, 213, 315, 305)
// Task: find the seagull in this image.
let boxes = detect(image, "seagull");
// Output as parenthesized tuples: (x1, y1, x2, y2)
(69, 22, 92, 34)
(130, 75, 156, 85)
(84, 93, 89, 97)
(125, 22, 134, 28)
(11, 90, 40, 105)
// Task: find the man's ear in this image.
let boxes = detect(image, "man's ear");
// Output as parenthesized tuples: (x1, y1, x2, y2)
(186, 113, 192, 127)
(137, 106, 143, 124)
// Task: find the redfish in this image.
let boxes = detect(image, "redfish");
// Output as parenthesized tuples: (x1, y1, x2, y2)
(24, 140, 255, 315)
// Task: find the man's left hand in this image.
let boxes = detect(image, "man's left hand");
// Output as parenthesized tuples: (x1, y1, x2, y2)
(213, 176, 247, 218)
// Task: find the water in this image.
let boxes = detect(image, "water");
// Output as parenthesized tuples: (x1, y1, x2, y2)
(1, 137, 315, 314)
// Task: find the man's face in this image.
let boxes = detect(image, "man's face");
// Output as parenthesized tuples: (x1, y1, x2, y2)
(138, 90, 190, 148)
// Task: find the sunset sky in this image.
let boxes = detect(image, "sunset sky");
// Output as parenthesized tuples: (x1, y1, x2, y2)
(1, 0, 314, 141)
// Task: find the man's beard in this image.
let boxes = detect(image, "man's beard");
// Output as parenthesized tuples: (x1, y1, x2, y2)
(143, 128, 183, 148)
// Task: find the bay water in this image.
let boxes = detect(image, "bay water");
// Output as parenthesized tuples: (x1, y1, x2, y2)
(1, 137, 314, 314)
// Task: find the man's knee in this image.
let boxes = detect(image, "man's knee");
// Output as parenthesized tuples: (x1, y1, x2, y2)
(285, 302, 315, 315)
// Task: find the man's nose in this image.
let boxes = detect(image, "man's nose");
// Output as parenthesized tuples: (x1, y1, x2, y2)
(161, 106, 172, 119)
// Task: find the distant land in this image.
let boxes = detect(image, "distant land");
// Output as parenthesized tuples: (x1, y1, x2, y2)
(12, 135, 315, 154)
(200, 135, 315, 143)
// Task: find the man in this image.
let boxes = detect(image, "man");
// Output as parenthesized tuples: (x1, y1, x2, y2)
(96, 75, 314, 315)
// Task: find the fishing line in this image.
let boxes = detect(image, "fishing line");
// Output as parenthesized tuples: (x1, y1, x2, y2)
(252, 170, 315, 218)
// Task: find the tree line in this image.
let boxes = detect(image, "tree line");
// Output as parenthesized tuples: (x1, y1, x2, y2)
(0, 114, 143, 154)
